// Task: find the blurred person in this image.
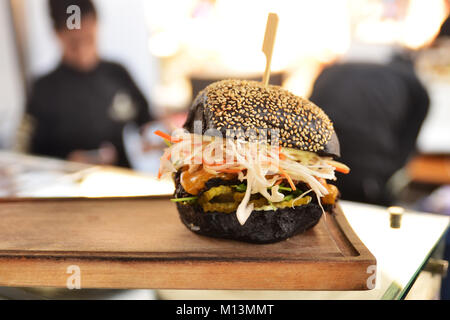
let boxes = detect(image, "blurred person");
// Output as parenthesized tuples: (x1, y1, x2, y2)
(26, 0, 154, 167)
(310, 62, 429, 206)
(437, 0, 450, 39)
(438, 14, 450, 38)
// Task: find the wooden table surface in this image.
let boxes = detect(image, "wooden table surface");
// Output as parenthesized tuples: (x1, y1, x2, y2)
(407, 154, 450, 185)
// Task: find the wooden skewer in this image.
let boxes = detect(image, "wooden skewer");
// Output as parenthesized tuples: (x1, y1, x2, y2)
(262, 13, 279, 87)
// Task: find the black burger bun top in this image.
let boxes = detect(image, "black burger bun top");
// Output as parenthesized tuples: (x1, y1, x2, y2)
(184, 79, 340, 158)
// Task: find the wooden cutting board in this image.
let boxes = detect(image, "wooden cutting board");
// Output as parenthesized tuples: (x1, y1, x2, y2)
(0, 197, 376, 290)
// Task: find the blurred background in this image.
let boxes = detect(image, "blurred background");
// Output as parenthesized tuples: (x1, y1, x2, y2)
(0, 0, 450, 299)
(1, 0, 449, 203)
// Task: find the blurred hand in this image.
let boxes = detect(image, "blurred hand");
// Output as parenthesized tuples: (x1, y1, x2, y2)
(139, 121, 168, 153)
(141, 140, 166, 153)
(67, 142, 118, 165)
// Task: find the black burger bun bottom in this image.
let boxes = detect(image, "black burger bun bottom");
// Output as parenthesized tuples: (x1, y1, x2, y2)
(176, 201, 323, 244)
(174, 172, 329, 244)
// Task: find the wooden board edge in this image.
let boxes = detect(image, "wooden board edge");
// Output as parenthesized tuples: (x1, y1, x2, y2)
(0, 249, 375, 262)
(0, 256, 377, 291)
(333, 204, 377, 263)
(0, 195, 172, 203)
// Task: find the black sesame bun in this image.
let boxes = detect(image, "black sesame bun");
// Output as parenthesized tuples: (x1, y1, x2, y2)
(184, 79, 340, 157)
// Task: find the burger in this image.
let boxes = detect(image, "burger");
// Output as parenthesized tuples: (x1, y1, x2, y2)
(156, 80, 349, 244)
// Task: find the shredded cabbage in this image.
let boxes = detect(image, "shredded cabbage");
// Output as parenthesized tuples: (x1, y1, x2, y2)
(158, 133, 343, 225)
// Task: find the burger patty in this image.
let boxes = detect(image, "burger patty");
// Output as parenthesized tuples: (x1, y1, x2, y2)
(175, 170, 310, 199)
(174, 170, 336, 212)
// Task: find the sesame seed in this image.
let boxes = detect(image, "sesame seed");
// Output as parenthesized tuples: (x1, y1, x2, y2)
(195, 79, 334, 152)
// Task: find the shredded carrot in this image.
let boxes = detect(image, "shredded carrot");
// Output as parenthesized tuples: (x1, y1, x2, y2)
(203, 160, 225, 166)
(154, 130, 182, 143)
(334, 166, 350, 174)
(317, 178, 327, 187)
(325, 160, 350, 174)
(274, 179, 283, 186)
(217, 168, 242, 173)
(157, 168, 162, 179)
(279, 167, 296, 191)
(279, 153, 287, 160)
(157, 152, 171, 179)
(203, 159, 239, 166)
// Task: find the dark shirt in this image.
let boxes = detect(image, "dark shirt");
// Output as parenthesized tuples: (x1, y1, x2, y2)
(27, 61, 153, 167)
(310, 62, 429, 205)
(438, 14, 450, 38)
